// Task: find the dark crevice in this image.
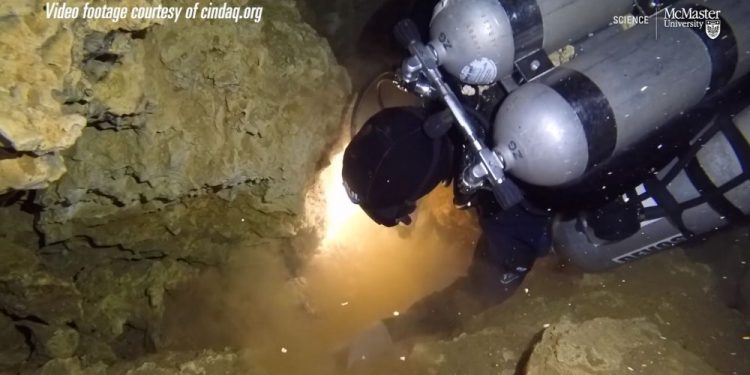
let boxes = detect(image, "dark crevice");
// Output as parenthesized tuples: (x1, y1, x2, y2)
(20, 190, 42, 215)
(0, 136, 14, 150)
(2, 309, 49, 326)
(26, 193, 48, 249)
(72, 266, 86, 283)
(184, 177, 272, 199)
(0, 190, 25, 207)
(87, 111, 144, 131)
(176, 257, 213, 268)
(114, 253, 168, 262)
(514, 329, 546, 375)
(89, 123, 139, 132)
(64, 98, 90, 106)
(70, 235, 138, 256)
(0, 149, 41, 160)
(60, 236, 168, 263)
(14, 325, 36, 361)
(87, 189, 127, 207)
(130, 29, 148, 40)
(92, 53, 119, 64)
(125, 168, 154, 187)
(1, 309, 38, 360)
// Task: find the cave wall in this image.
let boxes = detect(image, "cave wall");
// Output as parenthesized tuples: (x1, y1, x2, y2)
(0, 0, 350, 371)
(0, 1, 85, 193)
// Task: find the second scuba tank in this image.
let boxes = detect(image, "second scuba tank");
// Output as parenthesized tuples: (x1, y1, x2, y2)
(428, 0, 633, 84)
(553, 103, 750, 272)
(492, 0, 750, 187)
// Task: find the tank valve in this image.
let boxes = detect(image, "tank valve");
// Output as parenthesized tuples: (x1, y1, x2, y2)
(393, 19, 523, 209)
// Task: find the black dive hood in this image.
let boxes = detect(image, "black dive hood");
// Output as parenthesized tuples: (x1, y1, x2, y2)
(343, 107, 452, 227)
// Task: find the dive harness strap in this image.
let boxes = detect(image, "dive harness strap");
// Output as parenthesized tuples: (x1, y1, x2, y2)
(641, 114, 750, 237)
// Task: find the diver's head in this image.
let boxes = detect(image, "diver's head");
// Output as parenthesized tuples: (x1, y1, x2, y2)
(343, 107, 453, 227)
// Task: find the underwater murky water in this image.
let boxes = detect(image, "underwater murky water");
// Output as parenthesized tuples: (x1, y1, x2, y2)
(261, 185, 477, 374)
(161, 136, 480, 374)
(244, 142, 480, 374)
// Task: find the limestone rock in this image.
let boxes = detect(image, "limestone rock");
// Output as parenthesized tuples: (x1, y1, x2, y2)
(0, 313, 29, 370)
(0, 240, 80, 364)
(37, 0, 351, 245)
(0, 9, 85, 193)
(1, 0, 351, 371)
(407, 329, 520, 375)
(0, 152, 66, 193)
(75, 260, 197, 341)
(0, 201, 38, 249)
(524, 317, 722, 375)
(44, 326, 81, 359)
(76, 334, 118, 364)
(34, 357, 108, 375)
(0, 0, 36, 18)
(91, 42, 146, 117)
(21, 322, 80, 359)
(0, 0, 180, 195)
(0, 240, 40, 276)
(0, 15, 84, 153)
(0, 270, 83, 326)
(116, 350, 261, 375)
(34, 350, 263, 375)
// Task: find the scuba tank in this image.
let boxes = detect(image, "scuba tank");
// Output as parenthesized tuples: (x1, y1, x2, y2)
(492, 0, 750, 187)
(553, 102, 750, 271)
(428, 0, 634, 84)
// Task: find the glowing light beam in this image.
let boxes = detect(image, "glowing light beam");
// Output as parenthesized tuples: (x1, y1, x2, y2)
(320, 150, 360, 245)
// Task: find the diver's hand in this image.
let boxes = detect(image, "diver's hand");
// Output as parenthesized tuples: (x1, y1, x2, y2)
(345, 321, 393, 370)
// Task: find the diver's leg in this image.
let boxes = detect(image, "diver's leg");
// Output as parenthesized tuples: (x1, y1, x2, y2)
(475, 202, 553, 290)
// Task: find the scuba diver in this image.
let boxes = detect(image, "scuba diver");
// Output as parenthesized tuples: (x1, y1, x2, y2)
(343, 106, 552, 343)
(340, 0, 750, 366)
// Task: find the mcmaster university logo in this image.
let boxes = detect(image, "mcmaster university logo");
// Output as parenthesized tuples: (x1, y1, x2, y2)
(705, 19, 721, 39)
(662, 7, 722, 38)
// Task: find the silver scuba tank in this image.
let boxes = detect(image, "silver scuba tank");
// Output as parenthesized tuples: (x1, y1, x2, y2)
(553, 103, 750, 272)
(492, 0, 750, 187)
(428, 0, 633, 84)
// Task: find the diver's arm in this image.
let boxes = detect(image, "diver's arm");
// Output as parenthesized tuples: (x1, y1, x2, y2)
(383, 202, 552, 341)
